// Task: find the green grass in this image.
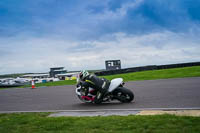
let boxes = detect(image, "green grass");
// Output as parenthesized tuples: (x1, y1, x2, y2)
(0, 113, 200, 133)
(0, 80, 76, 90)
(1, 66, 200, 89)
(33, 66, 200, 86)
(22, 80, 77, 88)
(103, 66, 200, 82)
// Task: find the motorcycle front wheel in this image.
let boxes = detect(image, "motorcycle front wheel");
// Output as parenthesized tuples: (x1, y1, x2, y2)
(77, 95, 93, 103)
(113, 87, 134, 103)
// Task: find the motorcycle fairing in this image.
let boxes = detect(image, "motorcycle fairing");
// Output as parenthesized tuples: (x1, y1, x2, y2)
(108, 78, 123, 92)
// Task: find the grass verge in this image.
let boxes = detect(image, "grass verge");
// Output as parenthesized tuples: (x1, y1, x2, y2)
(0, 80, 76, 90)
(0, 113, 200, 133)
(22, 80, 76, 88)
(1, 66, 200, 89)
(103, 66, 200, 82)
(30, 66, 200, 87)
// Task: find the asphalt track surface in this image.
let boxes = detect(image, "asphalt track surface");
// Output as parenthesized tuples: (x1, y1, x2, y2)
(0, 77, 200, 112)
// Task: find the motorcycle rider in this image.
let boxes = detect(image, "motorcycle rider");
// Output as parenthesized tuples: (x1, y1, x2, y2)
(77, 70, 110, 104)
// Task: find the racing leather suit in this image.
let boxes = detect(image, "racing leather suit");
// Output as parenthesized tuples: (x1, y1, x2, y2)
(80, 74, 110, 104)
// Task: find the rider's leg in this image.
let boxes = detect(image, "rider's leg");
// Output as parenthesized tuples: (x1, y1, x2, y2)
(94, 81, 110, 104)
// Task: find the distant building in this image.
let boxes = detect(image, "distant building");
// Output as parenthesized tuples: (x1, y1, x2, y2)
(49, 67, 67, 77)
(56, 72, 79, 80)
(22, 73, 49, 79)
(105, 60, 121, 70)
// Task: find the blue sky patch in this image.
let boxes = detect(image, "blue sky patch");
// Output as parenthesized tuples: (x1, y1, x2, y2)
(0, 0, 200, 74)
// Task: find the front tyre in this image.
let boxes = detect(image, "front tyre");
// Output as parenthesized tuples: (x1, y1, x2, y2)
(113, 87, 134, 103)
(77, 95, 93, 103)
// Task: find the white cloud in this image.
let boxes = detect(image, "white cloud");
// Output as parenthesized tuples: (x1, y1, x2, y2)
(0, 30, 200, 74)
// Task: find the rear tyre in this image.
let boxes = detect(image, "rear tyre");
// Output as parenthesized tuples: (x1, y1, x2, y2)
(113, 87, 134, 103)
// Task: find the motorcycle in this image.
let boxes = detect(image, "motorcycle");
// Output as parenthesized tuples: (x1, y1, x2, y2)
(76, 78, 134, 104)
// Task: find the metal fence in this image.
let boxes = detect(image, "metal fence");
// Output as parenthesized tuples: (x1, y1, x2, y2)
(95, 62, 200, 76)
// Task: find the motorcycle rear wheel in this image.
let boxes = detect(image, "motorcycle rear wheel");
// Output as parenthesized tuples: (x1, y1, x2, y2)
(113, 87, 134, 103)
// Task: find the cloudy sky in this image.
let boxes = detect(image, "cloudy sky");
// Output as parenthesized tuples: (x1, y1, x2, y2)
(0, 0, 200, 74)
